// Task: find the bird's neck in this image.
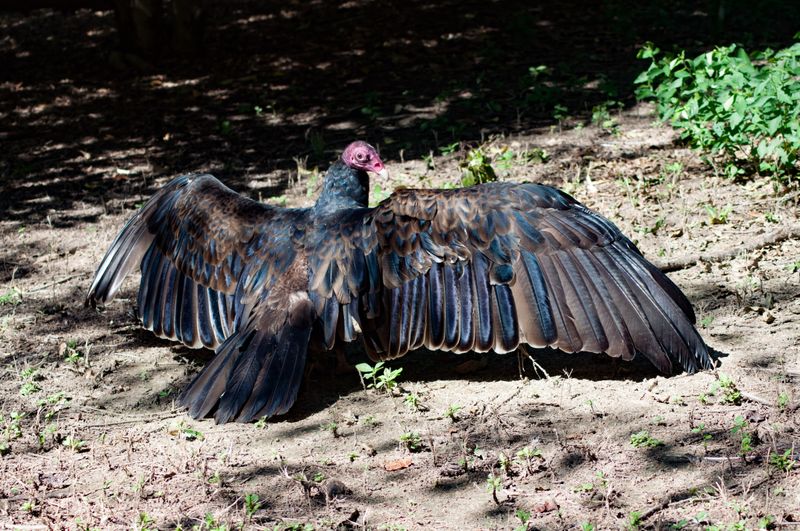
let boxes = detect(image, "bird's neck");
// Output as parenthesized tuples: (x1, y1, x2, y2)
(312, 161, 369, 217)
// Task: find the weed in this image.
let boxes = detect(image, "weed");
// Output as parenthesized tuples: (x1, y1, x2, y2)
(769, 449, 796, 473)
(553, 104, 568, 123)
(777, 391, 790, 410)
(580, 524, 596, 531)
(254, 416, 268, 429)
(627, 510, 643, 529)
(439, 142, 460, 155)
(591, 101, 621, 134)
(630, 430, 663, 448)
(371, 184, 391, 205)
(444, 404, 461, 422)
(319, 421, 339, 437)
(486, 473, 502, 505)
(19, 368, 40, 396)
(355, 362, 402, 393)
(461, 148, 497, 186)
(398, 432, 422, 452)
(731, 416, 753, 454)
(21, 500, 36, 513)
(635, 42, 800, 183)
(62, 339, 85, 364)
(172, 421, 203, 441)
(244, 493, 262, 518)
(514, 446, 543, 474)
(691, 423, 713, 451)
(0, 288, 21, 306)
(718, 374, 742, 404)
(514, 508, 530, 531)
(403, 393, 421, 411)
(573, 482, 594, 493)
(704, 203, 733, 224)
(63, 436, 86, 452)
(700, 315, 715, 328)
(523, 148, 549, 164)
(757, 515, 776, 530)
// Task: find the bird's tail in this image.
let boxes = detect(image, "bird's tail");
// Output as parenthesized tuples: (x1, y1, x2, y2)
(178, 295, 314, 423)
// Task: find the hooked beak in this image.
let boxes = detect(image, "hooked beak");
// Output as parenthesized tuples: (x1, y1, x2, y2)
(375, 167, 389, 179)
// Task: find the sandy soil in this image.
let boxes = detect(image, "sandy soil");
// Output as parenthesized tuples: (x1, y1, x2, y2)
(1, 3, 798, 530)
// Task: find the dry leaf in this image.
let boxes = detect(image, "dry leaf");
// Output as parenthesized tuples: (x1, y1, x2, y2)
(383, 457, 413, 471)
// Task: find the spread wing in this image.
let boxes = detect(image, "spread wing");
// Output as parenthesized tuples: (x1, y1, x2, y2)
(308, 182, 712, 374)
(87, 174, 306, 350)
(87, 174, 313, 423)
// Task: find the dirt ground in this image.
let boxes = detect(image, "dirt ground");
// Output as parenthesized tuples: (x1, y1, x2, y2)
(1, 2, 799, 530)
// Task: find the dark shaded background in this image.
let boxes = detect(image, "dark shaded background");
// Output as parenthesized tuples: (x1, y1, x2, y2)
(1, 0, 798, 223)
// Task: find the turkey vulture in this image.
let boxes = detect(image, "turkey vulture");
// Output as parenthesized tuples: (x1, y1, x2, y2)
(87, 141, 713, 423)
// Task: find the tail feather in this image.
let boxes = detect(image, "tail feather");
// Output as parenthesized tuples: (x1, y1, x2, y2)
(178, 296, 313, 424)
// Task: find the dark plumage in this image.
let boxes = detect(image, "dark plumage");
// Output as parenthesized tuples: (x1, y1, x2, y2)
(87, 140, 713, 423)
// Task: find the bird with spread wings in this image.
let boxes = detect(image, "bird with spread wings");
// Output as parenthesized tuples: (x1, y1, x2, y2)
(87, 141, 713, 423)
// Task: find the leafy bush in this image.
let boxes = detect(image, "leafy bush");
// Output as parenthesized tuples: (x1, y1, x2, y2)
(635, 41, 800, 182)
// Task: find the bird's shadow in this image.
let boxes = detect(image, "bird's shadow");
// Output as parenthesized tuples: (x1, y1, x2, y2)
(168, 339, 728, 425)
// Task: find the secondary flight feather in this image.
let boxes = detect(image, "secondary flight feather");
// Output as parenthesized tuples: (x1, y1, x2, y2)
(87, 140, 713, 423)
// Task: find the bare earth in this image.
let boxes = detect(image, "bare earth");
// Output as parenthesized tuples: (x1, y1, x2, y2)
(1, 4, 799, 531)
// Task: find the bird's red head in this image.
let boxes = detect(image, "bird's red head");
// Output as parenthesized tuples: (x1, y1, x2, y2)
(342, 141, 388, 177)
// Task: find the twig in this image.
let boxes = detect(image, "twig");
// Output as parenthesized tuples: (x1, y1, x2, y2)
(740, 391, 773, 406)
(77, 412, 183, 428)
(25, 274, 82, 293)
(656, 224, 800, 272)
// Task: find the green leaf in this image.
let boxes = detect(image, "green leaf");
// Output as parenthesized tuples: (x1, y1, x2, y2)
(766, 116, 783, 135)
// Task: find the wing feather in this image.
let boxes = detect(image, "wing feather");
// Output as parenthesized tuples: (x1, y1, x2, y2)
(312, 182, 712, 374)
(87, 174, 307, 352)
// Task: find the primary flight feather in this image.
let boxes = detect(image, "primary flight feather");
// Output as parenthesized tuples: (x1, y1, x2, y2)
(87, 140, 713, 423)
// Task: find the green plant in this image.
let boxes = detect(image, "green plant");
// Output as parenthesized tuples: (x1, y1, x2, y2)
(319, 421, 339, 437)
(731, 415, 753, 454)
(439, 142, 459, 155)
(718, 374, 742, 404)
(769, 449, 796, 472)
(691, 423, 713, 451)
(136, 512, 155, 531)
(355, 362, 402, 393)
(398, 432, 422, 452)
(461, 148, 497, 186)
(580, 523, 596, 531)
(444, 404, 461, 421)
(403, 393, 421, 411)
(173, 421, 203, 441)
(627, 510, 643, 529)
(514, 446, 543, 474)
(591, 101, 621, 134)
(63, 339, 84, 364)
(514, 508, 530, 531)
(777, 391, 790, 410)
(19, 368, 40, 396)
(553, 104, 568, 122)
(486, 473, 502, 505)
(704, 203, 733, 224)
(635, 42, 800, 182)
(63, 436, 86, 452)
(0, 288, 21, 306)
(630, 430, 663, 448)
(573, 482, 594, 493)
(244, 493, 262, 518)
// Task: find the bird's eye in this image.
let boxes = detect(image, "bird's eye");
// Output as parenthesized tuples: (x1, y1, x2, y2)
(356, 151, 366, 161)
